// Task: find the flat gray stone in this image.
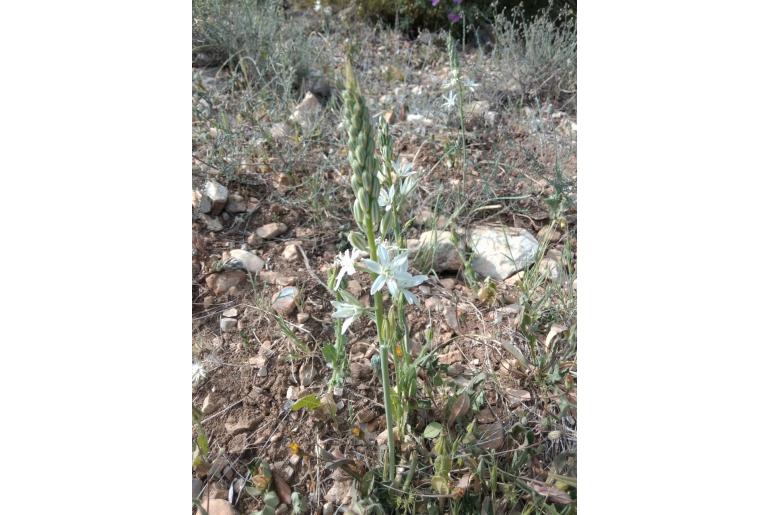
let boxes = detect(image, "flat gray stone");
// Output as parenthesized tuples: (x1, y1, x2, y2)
(469, 226, 539, 280)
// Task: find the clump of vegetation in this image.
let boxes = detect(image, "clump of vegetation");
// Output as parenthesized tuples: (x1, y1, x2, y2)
(192, 0, 312, 91)
(491, 3, 577, 111)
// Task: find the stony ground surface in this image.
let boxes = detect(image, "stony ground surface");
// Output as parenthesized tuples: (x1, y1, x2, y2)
(192, 9, 576, 515)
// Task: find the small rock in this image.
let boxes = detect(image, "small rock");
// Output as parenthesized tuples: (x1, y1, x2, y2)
(504, 271, 526, 286)
(256, 222, 288, 239)
(200, 214, 223, 232)
(282, 243, 300, 262)
(425, 296, 442, 311)
(222, 307, 238, 318)
(198, 194, 212, 214)
(224, 249, 265, 275)
(439, 278, 456, 290)
(289, 453, 301, 466)
(271, 287, 298, 316)
(537, 225, 562, 243)
(418, 285, 431, 295)
(249, 355, 267, 368)
(257, 367, 268, 377)
(438, 350, 463, 365)
(469, 226, 539, 280)
(439, 349, 462, 365)
(349, 361, 372, 381)
(283, 466, 295, 480)
(297, 313, 310, 324)
(201, 394, 220, 415)
(299, 361, 315, 386)
(322, 502, 335, 515)
(347, 280, 363, 297)
(484, 110, 499, 126)
(295, 227, 313, 238)
(206, 271, 247, 296)
(410, 230, 464, 273)
(203, 295, 215, 309)
(286, 386, 297, 400)
(289, 91, 322, 130)
(225, 194, 247, 214)
(220, 317, 237, 332)
(247, 232, 260, 246)
(356, 408, 377, 424)
(195, 498, 237, 515)
(204, 180, 229, 216)
(538, 257, 562, 281)
(224, 415, 258, 435)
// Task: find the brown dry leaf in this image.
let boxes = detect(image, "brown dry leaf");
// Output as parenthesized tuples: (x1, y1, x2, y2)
(299, 360, 315, 386)
(528, 481, 573, 505)
(506, 388, 532, 404)
(270, 466, 293, 505)
(443, 304, 459, 332)
(447, 392, 470, 427)
(544, 324, 568, 350)
(456, 473, 472, 490)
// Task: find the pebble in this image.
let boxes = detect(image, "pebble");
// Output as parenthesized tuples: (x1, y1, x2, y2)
(289, 91, 322, 130)
(201, 394, 220, 415)
(410, 230, 464, 273)
(439, 278, 456, 290)
(206, 271, 247, 296)
(271, 286, 298, 316)
(225, 249, 265, 275)
(195, 498, 236, 515)
(256, 222, 288, 239)
(347, 280, 363, 297)
(200, 214, 223, 232)
(222, 307, 238, 318)
(225, 194, 247, 214)
(282, 243, 300, 262)
(220, 317, 237, 332)
(297, 313, 310, 324)
(204, 180, 229, 216)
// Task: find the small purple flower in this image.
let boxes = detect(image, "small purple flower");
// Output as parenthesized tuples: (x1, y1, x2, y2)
(452, 0, 463, 4)
(431, 0, 441, 6)
(447, 11, 462, 23)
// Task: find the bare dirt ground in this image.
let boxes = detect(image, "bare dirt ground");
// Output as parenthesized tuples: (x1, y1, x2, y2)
(193, 7, 576, 514)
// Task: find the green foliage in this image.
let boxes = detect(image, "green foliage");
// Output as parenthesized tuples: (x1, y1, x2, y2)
(322, 0, 575, 38)
(291, 393, 322, 411)
(193, 0, 311, 93)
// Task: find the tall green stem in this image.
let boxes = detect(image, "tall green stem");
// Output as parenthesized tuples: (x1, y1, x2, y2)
(365, 217, 396, 482)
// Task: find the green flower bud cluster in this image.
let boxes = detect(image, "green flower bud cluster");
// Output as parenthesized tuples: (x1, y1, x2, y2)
(343, 62, 381, 235)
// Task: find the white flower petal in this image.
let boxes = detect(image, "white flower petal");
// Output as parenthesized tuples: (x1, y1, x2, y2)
(371, 274, 387, 295)
(377, 244, 390, 265)
(362, 259, 382, 274)
(387, 278, 399, 297)
(341, 316, 355, 334)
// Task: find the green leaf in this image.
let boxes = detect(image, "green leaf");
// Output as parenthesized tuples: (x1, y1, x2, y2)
(291, 394, 321, 411)
(263, 490, 280, 508)
(322, 344, 337, 364)
(430, 475, 450, 495)
(423, 421, 443, 439)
